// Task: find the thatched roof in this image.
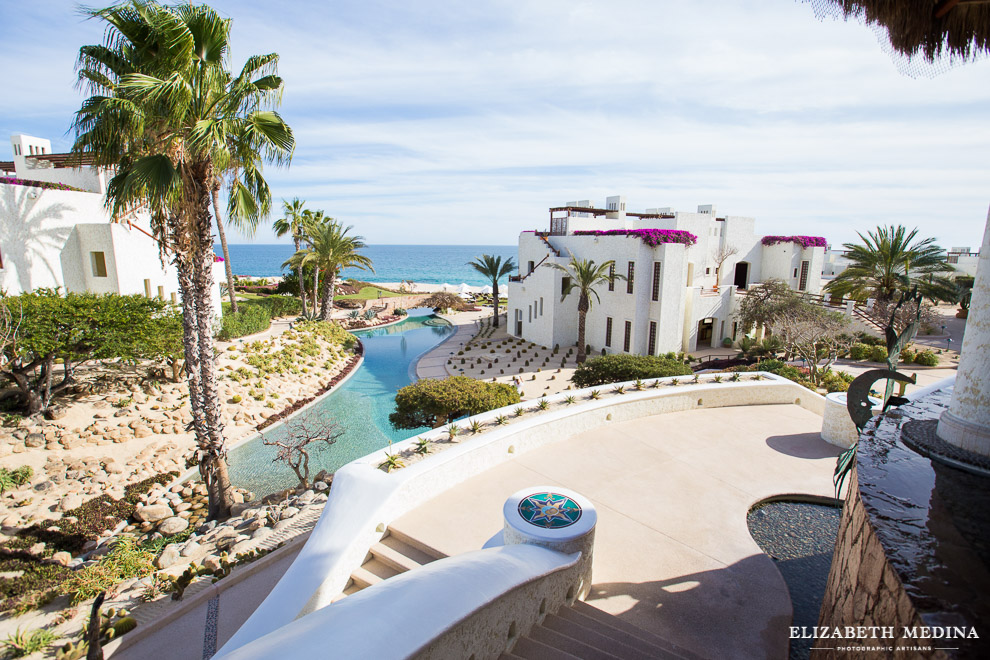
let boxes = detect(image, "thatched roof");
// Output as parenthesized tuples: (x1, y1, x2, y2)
(807, 0, 990, 61)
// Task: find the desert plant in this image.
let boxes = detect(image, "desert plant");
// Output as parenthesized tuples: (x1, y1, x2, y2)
(3, 627, 58, 658)
(537, 399, 550, 410)
(379, 452, 404, 473)
(713, 375, 723, 383)
(563, 395, 576, 405)
(468, 420, 484, 434)
(914, 350, 939, 366)
(414, 437, 431, 455)
(588, 389, 601, 400)
(0, 466, 33, 495)
(447, 424, 460, 439)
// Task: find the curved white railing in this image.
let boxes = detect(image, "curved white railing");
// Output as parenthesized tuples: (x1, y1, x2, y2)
(215, 545, 578, 659)
(217, 373, 822, 654)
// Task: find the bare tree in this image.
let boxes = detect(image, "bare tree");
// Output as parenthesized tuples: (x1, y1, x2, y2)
(711, 244, 739, 289)
(0, 297, 22, 375)
(262, 413, 344, 489)
(860, 298, 940, 335)
(768, 305, 854, 386)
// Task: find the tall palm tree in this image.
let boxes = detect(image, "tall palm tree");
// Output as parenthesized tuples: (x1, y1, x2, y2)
(468, 254, 515, 328)
(212, 119, 274, 313)
(273, 197, 309, 316)
(548, 256, 623, 363)
(73, 1, 294, 520)
(825, 225, 955, 302)
(285, 217, 373, 320)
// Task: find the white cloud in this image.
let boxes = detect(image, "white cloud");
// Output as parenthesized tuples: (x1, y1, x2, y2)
(1, 0, 988, 248)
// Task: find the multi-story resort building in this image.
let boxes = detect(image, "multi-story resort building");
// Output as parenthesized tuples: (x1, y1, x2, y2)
(0, 133, 220, 304)
(507, 196, 827, 354)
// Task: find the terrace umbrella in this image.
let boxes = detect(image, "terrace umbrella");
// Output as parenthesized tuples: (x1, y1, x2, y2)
(458, 283, 472, 295)
(480, 285, 494, 295)
(440, 283, 454, 292)
(803, 0, 990, 70)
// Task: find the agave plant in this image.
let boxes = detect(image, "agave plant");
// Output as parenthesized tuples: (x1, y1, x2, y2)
(634, 379, 645, 391)
(514, 406, 525, 417)
(692, 374, 700, 384)
(447, 424, 461, 439)
(494, 415, 509, 426)
(469, 419, 484, 434)
(379, 452, 404, 472)
(563, 395, 576, 405)
(537, 399, 550, 411)
(752, 373, 765, 381)
(713, 375, 724, 383)
(651, 379, 662, 388)
(588, 389, 601, 400)
(414, 437, 431, 455)
(612, 385, 626, 395)
(729, 373, 741, 382)
(670, 378, 680, 386)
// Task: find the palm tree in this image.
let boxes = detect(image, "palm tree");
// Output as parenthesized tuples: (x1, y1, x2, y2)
(73, 2, 294, 520)
(468, 254, 515, 328)
(212, 120, 274, 313)
(825, 225, 955, 302)
(273, 198, 309, 316)
(548, 256, 623, 363)
(285, 217, 373, 320)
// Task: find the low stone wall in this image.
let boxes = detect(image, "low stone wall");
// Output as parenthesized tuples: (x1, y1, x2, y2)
(814, 468, 939, 659)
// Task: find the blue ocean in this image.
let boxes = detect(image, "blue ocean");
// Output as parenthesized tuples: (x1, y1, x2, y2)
(218, 244, 518, 287)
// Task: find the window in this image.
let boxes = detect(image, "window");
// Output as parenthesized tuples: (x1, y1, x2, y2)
(90, 251, 108, 278)
(539, 297, 544, 316)
(528, 260, 535, 274)
(534, 300, 538, 317)
(605, 317, 613, 347)
(648, 321, 657, 356)
(732, 321, 738, 341)
(705, 267, 711, 275)
(561, 277, 571, 295)
(623, 321, 632, 352)
(793, 268, 798, 278)
(528, 305, 532, 323)
(608, 264, 615, 291)
(651, 262, 662, 301)
(626, 261, 635, 294)
(799, 260, 810, 292)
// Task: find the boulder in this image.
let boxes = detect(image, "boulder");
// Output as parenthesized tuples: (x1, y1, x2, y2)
(155, 544, 182, 569)
(58, 495, 83, 512)
(51, 551, 72, 566)
(295, 491, 315, 505)
(24, 433, 45, 448)
(134, 504, 174, 523)
(202, 555, 222, 572)
(158, 517, 189, 535)
(280, 506, 299, 519)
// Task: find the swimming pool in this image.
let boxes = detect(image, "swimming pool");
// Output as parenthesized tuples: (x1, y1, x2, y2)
(227, 309, 454, 497)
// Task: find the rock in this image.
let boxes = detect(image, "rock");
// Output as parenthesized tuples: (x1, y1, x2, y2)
(58, 495, 83, 512)
(180, 541, 201, 557)
(28, 542, 45, 555)
(155, 544, 182, 569)
(158, 517, 189, 535)
(280, 506, 299, 519)
(251, 527, 272, 541)
(313, 493, 328, 504)
(314, 481, 329, 491)
(174, 502, 192, 513)
(44, 407, 67, 421)
(34, 481, 55, 492)
(229, 503, 252, 517)
(202, 555, 222, 572)
(295, 491, 315, 505)
(230, 539, 255, 556)
(231, 491, 245, 504)
(134, 504, 174, 523)
(25, 433, 45, 448)
(51, 551, 72, 566)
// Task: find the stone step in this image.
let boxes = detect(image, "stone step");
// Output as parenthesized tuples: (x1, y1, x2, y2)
(541, 613, 664, 660)
(380, 532, 444, 565)
(349, 557, 401, 589)
(570, 601, 701, 659)
(371, 540, 429, 574)
(385, 526, 447, 561)
(528, 624, 622, 660)
(511, 636, 582, 660)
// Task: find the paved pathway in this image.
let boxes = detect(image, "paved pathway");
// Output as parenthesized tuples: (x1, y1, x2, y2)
(414, 311, 489, 380)
(391, 404, 841, 660)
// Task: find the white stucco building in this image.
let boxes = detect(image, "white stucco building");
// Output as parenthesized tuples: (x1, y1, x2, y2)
(1, 133, 222, 311)
(507, 196, 826, 354)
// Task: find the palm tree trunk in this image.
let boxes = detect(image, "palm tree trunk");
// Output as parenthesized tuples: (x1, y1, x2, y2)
(295, 235, 308, 317)
(320, 274, 335, 321)
(577, 293, 590, 363)
(191, 175, 234, 520)
(313, 266, 320, 317)
(492, 280, 500, 328)
(211, 187, 238, 313)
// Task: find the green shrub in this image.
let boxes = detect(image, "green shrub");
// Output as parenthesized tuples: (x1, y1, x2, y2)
(389, 376, 521, 429)
(856, 333, 886, 347)
(898, 347, 915, 363)
(571, 354, 692, 388)
(869, 345, 889, 363)
(849, 343, 872, 360)
(0, 466, 33, 495)
(64, 538, 156, 604)
(2, 627, 58, 657)
(218, 303, 271, 340)
(914, 350, 939, 366)
(252, 296, 302, 319)
(821, 371, 852, 393)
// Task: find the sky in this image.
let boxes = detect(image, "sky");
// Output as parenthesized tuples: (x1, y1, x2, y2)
(1, 0, 988, 248)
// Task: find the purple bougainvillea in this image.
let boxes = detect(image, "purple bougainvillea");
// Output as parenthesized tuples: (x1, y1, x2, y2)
(0, 176, 84, 192)
(573, 228, 698, 247)
(761, 235, 827, 249)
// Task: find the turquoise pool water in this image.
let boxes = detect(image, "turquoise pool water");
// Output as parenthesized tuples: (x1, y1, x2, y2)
(227, 309, 454, 497)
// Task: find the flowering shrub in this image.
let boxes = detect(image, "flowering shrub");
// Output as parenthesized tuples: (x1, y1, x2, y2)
(214, 255, 225, 262)
(0, 176, 85, 192)
(574, 228, 698, 247)
(761, 235, 827, 249)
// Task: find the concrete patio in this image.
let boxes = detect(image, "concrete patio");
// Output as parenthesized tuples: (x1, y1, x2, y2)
(390, 403, 841, 659)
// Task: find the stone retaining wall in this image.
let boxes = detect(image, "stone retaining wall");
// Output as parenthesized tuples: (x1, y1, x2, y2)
(814, 467, 945, 659)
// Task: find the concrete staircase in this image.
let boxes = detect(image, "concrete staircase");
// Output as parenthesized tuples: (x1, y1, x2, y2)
(333, 528, 446, 600)
(502, 600, 699, 660)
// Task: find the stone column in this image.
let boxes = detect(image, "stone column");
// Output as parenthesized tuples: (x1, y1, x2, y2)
(937, 207, 990, 456)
